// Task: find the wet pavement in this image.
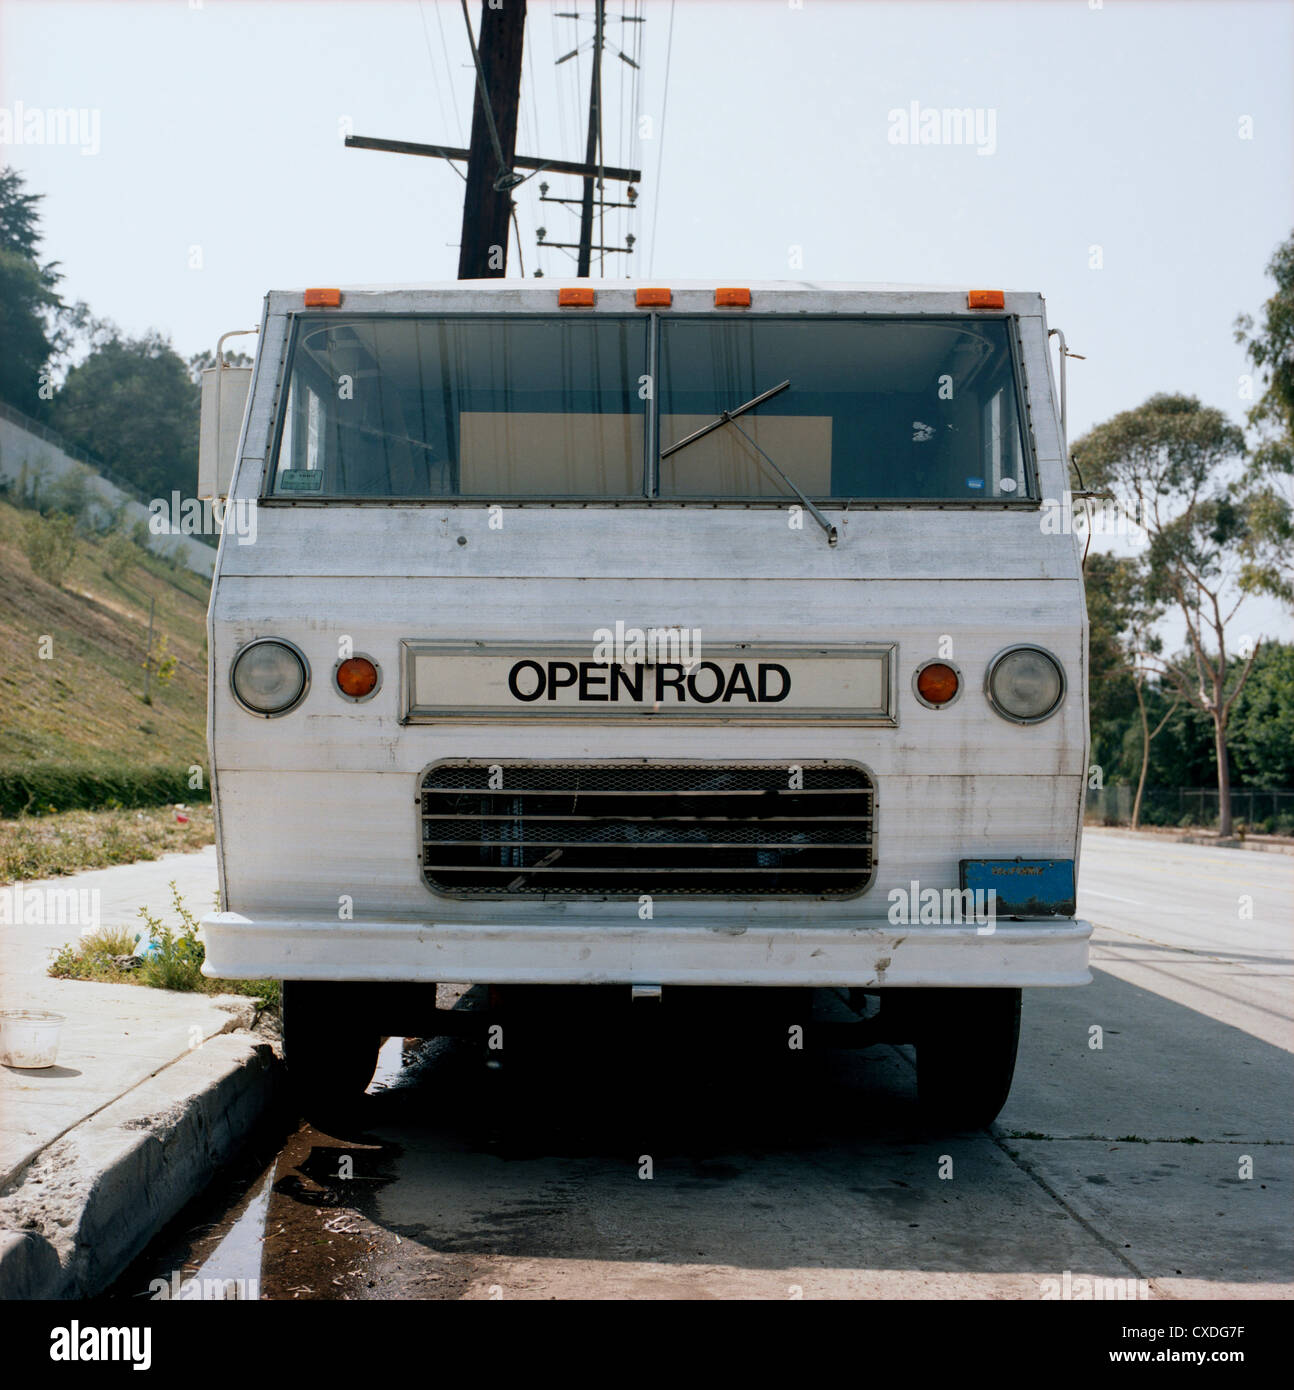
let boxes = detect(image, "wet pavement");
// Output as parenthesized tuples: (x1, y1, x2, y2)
(107, 836, 1293, 1301)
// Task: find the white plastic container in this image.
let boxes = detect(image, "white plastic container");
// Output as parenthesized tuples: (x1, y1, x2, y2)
(0, 1009, 66, 1069)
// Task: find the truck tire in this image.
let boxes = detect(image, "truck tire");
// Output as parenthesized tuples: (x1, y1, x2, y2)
(281, 981, 382, 1128)
(914, 988, 1021, 1130)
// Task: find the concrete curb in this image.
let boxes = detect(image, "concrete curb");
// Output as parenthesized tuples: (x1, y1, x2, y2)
(0, 1033, 285, 1300)
(1175, 834, 1294, 855)
(1084, 825, 1294, 856)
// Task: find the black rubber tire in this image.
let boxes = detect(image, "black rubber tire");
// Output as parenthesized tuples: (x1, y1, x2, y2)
(913, 988, 1022, 1130)
(281, 981, 382, 1128)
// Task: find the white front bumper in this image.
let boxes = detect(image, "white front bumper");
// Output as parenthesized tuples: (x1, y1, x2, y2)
(200, 913, 1092, 987)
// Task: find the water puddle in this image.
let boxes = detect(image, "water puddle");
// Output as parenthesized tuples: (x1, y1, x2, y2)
(175, 1164, 275, 1299)
(368, 1035, 408, 1093)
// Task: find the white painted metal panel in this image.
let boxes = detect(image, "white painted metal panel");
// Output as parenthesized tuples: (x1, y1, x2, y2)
(210, 574, 1085, 776)
(265, 281, 1046, 322)
(202, 911, 1093, 988)
(208, 285, 1087, 987)
(216, 506, 1075, 581)
(215, 769, 1082, 922)
(197, 366, 251, 501)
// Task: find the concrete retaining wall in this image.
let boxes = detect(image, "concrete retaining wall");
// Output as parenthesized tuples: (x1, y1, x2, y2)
(0, 411, 216, 580)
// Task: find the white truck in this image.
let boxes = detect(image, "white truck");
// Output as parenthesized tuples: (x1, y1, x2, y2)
(198, 279, 1091, 1128)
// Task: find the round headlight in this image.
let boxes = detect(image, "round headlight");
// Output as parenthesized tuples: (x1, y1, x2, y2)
(986, 646, 1065, 724)
(230, 639, 309, 717)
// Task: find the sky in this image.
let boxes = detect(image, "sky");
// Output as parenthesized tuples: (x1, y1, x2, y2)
(3, 0, 1292, 641)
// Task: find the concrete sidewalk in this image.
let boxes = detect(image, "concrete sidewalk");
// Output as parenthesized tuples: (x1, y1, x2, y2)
(0, 848, 283, 1298)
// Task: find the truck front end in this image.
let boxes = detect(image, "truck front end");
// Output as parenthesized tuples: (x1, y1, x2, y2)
(201, 280, 1090, 1126)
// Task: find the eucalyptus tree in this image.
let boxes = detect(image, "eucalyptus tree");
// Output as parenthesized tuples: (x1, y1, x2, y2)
(1073, 395, 1260, 836)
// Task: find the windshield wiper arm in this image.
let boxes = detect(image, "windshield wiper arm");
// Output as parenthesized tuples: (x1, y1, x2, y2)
(660, 378, 791, 460)
(724, 417, 838, 547)
(660, 378, 838, 546)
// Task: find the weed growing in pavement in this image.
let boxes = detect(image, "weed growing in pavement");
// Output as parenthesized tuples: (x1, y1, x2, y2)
(47, 879, 280, 1014)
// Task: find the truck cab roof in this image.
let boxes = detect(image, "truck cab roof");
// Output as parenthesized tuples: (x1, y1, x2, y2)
(267, 280, 1046, 318)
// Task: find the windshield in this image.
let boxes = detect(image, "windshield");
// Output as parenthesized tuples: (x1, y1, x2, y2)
(269, 314, 1032, 502)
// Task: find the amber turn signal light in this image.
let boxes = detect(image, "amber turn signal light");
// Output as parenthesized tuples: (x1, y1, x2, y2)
(304, 288, 342, 307)
(336, 657, 379, 700)
(558, 287, 595, 307)
(635, 287, 672, 307)
(714, 287, 751, 307)
(916, 662, 960, 706)
(967, 289, 1005, 310)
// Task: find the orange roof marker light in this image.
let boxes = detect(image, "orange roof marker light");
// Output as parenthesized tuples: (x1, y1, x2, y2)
(558, 287, 595, 307)
(636, 287, 672, 308)
(714, 287, 752, 308)
(304, 288, 342, 308)
(967, 289, 1005, 310)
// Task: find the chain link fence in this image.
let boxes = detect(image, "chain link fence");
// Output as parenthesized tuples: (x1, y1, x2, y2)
(1085, 786, 1294, 835)
(0, 398, 153, 507)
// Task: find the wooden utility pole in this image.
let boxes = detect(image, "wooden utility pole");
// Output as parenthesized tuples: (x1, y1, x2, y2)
(346, 0, 640, 278)
(458, 0, 527, 279)
(576, 0, 606, 277)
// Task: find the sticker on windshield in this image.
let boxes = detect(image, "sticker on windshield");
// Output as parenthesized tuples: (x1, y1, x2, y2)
(279, 470, 323, 492)
(966, 477, 985, 490)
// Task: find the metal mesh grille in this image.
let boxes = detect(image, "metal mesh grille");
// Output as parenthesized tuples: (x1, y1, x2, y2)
(419, 761, 875, 898)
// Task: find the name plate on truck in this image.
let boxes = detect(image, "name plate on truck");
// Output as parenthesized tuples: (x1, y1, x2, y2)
(400, 641, 897, 724)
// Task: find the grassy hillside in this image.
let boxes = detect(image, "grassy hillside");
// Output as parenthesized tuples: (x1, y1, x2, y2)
(0, 496, 211, 814)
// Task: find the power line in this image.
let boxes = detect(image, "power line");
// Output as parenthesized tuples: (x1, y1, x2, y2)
(617, 4, 628, 181)
(518, 11, 545, 273)
(432, 0, 466, 145)
(511, 202, 526, 277)
(597, 3, 606, 274)
(417, 1, 456, 152)
(647, 0, 675, 277)
(459, 0, 518, 186)
(626, 0, 645, 277)
(546, 8, 567, 275)
(524, 15, 543, 164)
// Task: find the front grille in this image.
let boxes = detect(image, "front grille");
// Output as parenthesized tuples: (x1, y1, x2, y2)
(419, 761, 875, 898)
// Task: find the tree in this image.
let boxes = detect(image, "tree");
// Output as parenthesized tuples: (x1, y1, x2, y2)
(0, 167, 44, 257)
(186, 347, 252, 382)
(1083, 551, 1138, 732)
(1234, 232, 1294, 608)
(0, 169, 63, 416)
(1126, 642, 1180, 832)
(1082, 550, 1178, 828)
(22, 511, 78, 586)
(52, 331, 199, 499)
(1235, 232, 1294, 468)
(0, 250, 60, 412)
(1073, 395, 1258, 836)
(1227, 643, 1294, 790)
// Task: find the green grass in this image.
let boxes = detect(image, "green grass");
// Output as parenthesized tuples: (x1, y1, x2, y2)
(0, 496, 210, 808)
(48, 879, 280, 1016)
(0, 802, 214, 882)
(82, 923, 140, 956)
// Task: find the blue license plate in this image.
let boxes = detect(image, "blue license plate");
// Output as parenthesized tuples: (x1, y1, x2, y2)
(959, 859, 1076, 917)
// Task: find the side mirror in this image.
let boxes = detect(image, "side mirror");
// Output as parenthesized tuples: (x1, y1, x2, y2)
(198, 329, 257, 501)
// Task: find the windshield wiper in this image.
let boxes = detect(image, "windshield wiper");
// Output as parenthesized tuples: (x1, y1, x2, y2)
(661, 378, 791, 458)
(660, 378, 839, 547)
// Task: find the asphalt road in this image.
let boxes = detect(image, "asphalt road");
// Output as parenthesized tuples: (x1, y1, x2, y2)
(120, 831, 1292, 1301)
